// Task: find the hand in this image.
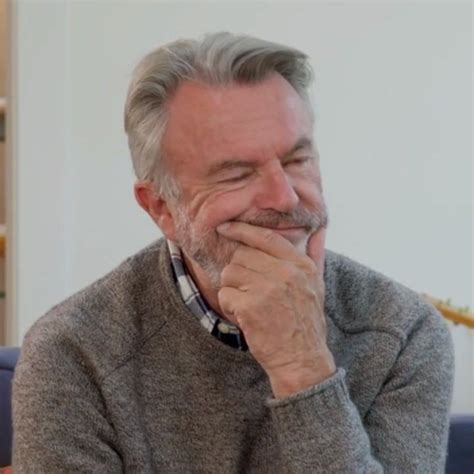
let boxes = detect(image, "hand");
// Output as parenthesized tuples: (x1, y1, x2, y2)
(217, 222, 336, 399)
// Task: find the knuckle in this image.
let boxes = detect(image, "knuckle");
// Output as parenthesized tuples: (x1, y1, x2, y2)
(300, 257, 318, 277)
(218, 288, 234, 313)
(217, 286, 228, 300)
(220, 266, 232, 285)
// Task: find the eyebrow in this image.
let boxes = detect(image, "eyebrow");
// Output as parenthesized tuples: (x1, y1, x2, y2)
(205, 136, 314, 178)
(288, 136, 314, 155)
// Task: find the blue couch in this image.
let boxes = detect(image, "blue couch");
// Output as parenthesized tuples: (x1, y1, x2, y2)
(1, 346, 473, 471)
(0, 347, 18, 468)
(447, 414, 474, 473)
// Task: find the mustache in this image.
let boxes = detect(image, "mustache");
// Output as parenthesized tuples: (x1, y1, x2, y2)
(233, 205, 329, 231)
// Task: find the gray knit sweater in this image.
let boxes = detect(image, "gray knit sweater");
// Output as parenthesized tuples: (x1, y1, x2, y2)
(12, 240, 454, 473)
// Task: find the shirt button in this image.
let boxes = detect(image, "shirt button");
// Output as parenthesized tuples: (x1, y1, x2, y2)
(218, 322, 230, 334)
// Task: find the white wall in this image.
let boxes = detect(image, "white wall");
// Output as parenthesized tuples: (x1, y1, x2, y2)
(7, 1, 473, 412)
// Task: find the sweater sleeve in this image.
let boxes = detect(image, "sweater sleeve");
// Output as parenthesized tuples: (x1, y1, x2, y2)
(12, 320, 123, 473)
(265, 308, 454, 473)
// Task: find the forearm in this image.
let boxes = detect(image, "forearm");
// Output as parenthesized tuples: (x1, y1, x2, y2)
(268, 347, 336, 399)
(266, 368, 383, 472)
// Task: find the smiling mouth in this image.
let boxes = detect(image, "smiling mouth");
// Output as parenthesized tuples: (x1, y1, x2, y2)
(266, 225, 305, 230)
(266, 226, 307, 240)
(261, 225, 308, 234)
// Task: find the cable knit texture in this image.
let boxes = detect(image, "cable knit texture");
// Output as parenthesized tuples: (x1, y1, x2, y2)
(12, 239, 454, 473)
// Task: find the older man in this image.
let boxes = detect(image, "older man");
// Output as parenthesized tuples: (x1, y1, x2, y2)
(13, 33, 453, 472)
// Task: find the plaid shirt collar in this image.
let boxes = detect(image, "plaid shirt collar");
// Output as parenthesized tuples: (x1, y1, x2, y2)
(167, 240, 248, 351)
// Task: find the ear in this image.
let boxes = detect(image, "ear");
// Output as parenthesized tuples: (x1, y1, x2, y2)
(134, 180, 178, 241)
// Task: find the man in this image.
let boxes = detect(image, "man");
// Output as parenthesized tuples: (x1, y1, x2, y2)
(13, 32, 453, 472)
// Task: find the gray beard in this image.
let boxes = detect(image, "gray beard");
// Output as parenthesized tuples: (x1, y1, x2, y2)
(173, 202, 329, 290)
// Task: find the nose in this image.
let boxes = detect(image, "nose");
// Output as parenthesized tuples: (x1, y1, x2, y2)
(255, 164, 299, 212)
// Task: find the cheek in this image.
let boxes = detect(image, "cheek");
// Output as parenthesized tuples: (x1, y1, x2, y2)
(294, 175, 324, 209)
(190, 189, 256, 229)
(186, 168, 323, 230)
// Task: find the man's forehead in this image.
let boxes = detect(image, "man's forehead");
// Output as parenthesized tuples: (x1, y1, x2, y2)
(169, 73, 297, 107)
(162, 74, 313, 170)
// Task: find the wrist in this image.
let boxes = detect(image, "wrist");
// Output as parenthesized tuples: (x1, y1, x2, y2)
(268, 353, 336, 399)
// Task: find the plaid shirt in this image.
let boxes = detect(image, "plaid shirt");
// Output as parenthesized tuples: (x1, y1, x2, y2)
(167, 240, 248, 351)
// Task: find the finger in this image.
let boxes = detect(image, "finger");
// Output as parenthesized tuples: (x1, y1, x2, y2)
(306, 226, 326, 264)
(216, 221, 298, 261)
(220, 263, 259, 290)
(217, 286, 244, 325)
(230, 245, 279, 275)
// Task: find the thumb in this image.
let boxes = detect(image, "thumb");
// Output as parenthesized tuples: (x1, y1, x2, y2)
(307, 227, 326, 276)
(217, 287, 240, 326)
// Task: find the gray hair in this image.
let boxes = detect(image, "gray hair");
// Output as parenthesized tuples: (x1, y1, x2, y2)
(124, 32, 314, 199)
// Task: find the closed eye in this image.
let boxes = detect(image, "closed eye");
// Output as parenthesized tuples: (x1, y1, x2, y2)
(219, 171, 253, 183)
(284, 156, 311, 167)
